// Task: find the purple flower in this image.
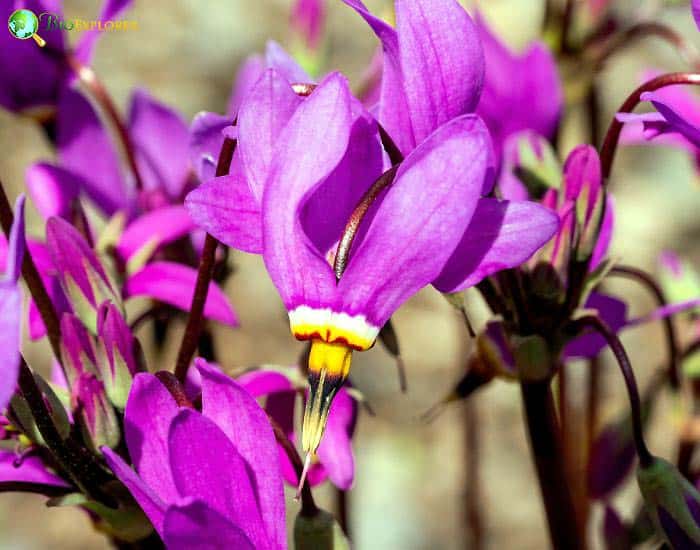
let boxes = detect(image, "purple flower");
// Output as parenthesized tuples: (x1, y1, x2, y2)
(238, 368, 357, 490)
(475, 15, 562, 164)
(0, 195, 26, 411)
(291, 0, 326, 50)
(187, 72, 557, 458)
(103, 360, 286, 549)
(617, 76, 700, 167)
(0, 0, 132, 113)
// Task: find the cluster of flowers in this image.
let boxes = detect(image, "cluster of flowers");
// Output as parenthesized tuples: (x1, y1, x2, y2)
(1, 0, 700, 547)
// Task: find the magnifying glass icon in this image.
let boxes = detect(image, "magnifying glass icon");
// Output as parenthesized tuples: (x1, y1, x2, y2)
(8, 9, 46, 47)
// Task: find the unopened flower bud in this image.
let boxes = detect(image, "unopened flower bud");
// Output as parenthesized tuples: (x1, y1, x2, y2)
(74, 372, 120, 452)
(96, 302, 138, 409)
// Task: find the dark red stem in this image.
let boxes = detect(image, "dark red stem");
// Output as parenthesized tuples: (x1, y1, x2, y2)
(173, 136, 237, 382)
(600, 72, 700, 179)
(155, 371, 194, 408)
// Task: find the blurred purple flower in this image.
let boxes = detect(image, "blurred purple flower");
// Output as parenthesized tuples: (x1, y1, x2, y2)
(0, 0, 132, 113)
(291, 0, 326, 50)
(0, 195, 26, 411)
(694, 0, 700, 31)
(103, 360, 286, 549)
(238, 368, 357, 490)
(475, 15, 562, 164)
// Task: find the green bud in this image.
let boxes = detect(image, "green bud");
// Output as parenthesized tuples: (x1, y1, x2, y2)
(513, 335, 551, 382)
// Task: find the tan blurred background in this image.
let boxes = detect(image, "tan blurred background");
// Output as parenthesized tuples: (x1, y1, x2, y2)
(1, 0, 700, 548)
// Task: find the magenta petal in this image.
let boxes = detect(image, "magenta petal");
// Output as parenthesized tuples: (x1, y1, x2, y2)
(0, 284, 22, 410)
(117, 206, 196, 261)
(565, 293, 628, 358)
(197, 360, 286, 550)
(590, 194, 614, 270)
(433, 198, 559, 293)
(185, 168, 263, 255)
(123, 373, 180, 504)
(124, 262, 238, 326)
(57, 87, 130, 215)
(25, 163, 79, 220)
(237, 370, 294, 398)
(227, 54, 265, 116)
(163, 499, 255, 550)
(262, 73, 353, 311)
(265, 40, 312, 85)
(342, 0, 414, 154)
(102, 447, 168, 536)
(395, 0, 484, 146)
(74, 0, 134, 63)
(0, 451, 70, 489)
(238, 69, 303, 200)
(4, 195, 26, 284)
(167, 409, 271, 549)
(339, 115, 491, 326)
(189, 112, 233, 182)
(695, 0, 700, 30)
(128, 89, 191, 198)
(316, 388, 356, 490)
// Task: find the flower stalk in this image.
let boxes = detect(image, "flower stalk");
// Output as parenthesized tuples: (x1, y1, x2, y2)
(174, 136, 236, 382)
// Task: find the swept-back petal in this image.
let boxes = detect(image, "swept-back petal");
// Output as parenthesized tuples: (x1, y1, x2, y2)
(433, 198, 559, 293)
(238, 69, 303, 200)
(123, 373, 180, 504)
(116, 205, 195, 261)
(163, 499, 256, 550)
(316, 387, 356, 490)
(227, 54, 265, 116)
(262, 73, 353, 312)
(0, 451, 70, 489)
(396, 0, 484, 146)
(0, 283, 21, 410)
(338, 115, 490, 326)
(57, 87, 130, 215)
(128, 89, 191, 198)
(189, 112, 233, 182)
(124, 262, 238, 326)
(197, 360, 285, 549)
(102, 447, 168, 536)
(25, 164, 79, 220)
(185, 167, 262, 254)
(342, 0, 413, 154)
(265, 40, 312, 84)
(168, 409, 270, 549)
(564, 293, 628, 358)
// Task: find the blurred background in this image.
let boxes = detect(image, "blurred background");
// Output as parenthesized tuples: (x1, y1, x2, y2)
(1, 0, 700, 548)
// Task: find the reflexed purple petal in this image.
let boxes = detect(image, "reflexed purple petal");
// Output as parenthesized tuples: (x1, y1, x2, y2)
(124, 262, 238, 326)
(189, 112, 233, 182)
(227, 54, 265, 116)
(262, 73, 352, 311)
(476, 17, 562, 161)
(167, 409, 270, 548)
(433, 198, 559, 293)
(163, 499, 255, 550)
(395, 0, 484, 146)
(188, 168, 235, 226)
(237, 370, 294, 398)
(342, 0, 413, 155)
(197, 360, 285, 549)
(658, 506, 700, 549)
(238, 69, 303, 200)
(128, 89, 191, 198)
(302, 103, 384, 256)
(4, 195, 26, 284)
(643, 91, 700, 149)
(264, 389, 299, 487)
(74, 0, 134, 63)
(265, 40, 312, 85)
(565, 293, 628, 359)
(124, 373, 180, 504)
(339, 115, 490, 326)
(0, 451, 70, 488)
(603, 506, 631, 548)
(25, 164, 79, 220)
(694, 0, 700, 31)
(102, 447, 168, 535)
(116, 206, 195, 261)
(57, 88, 130, 215)
(587, 417, 637, 499)
(316, 387, 356, 490)
(0, 283, 21, 410)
